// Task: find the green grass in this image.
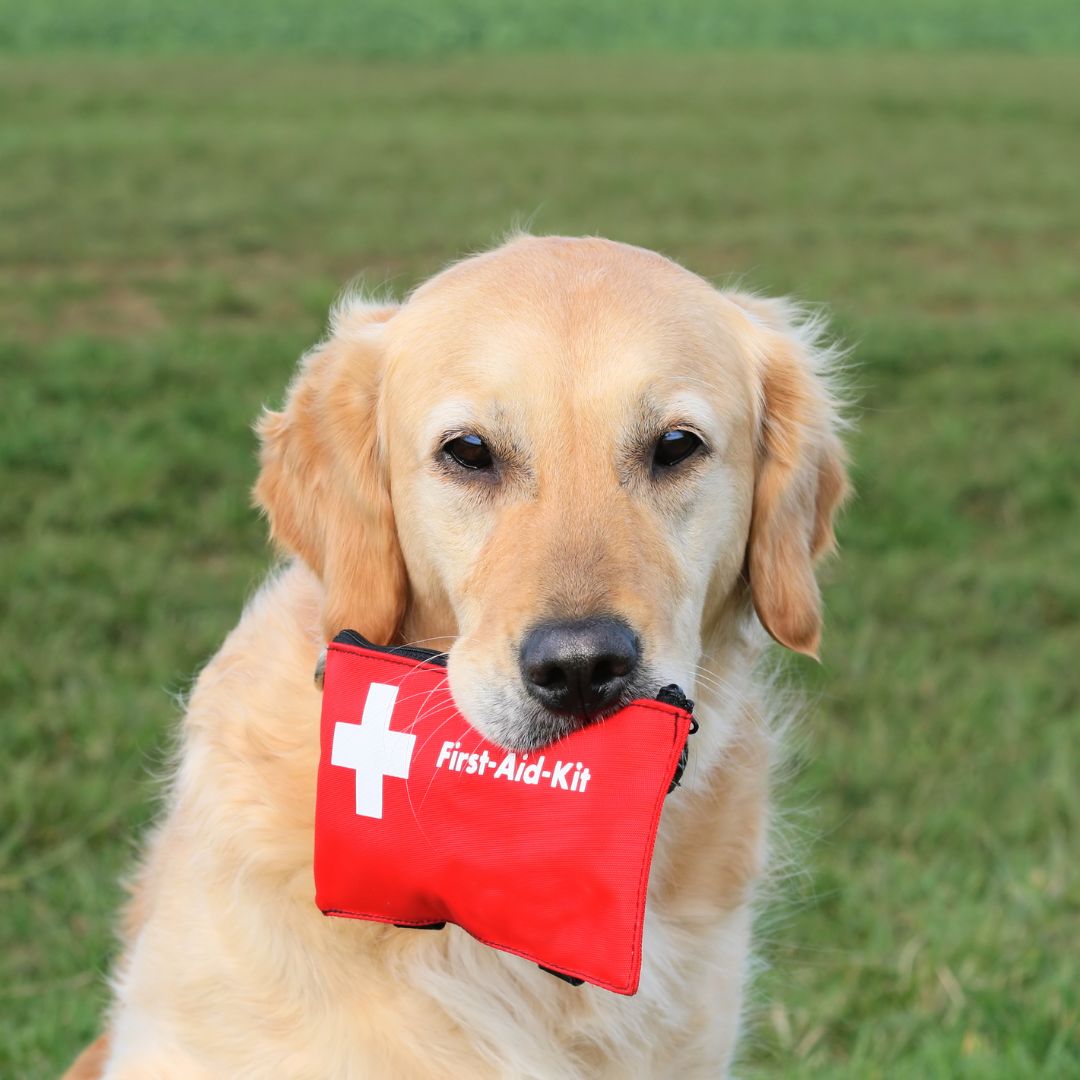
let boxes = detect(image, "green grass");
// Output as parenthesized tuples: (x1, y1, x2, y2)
(2, 40, 1079, 1080)
(4, 0, 1080, 54)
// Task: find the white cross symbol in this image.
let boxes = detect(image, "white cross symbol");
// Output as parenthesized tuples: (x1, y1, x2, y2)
(331, 682, 416, 819)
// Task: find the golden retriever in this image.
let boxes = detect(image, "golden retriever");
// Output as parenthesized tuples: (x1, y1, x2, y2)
(66, 235, 848, 1079)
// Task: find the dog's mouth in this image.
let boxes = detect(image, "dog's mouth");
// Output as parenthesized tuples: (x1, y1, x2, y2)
(469, 668, 659, 752)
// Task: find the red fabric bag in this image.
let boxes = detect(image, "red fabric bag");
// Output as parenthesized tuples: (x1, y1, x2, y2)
(314, 630, 695, 994)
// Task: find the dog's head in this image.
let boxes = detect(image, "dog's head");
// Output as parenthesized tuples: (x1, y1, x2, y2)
(256, 237, 847, 749)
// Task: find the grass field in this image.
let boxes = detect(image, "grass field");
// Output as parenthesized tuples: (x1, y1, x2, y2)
(2, 7, 1079, 1077)
(5, 0, 1080, 54)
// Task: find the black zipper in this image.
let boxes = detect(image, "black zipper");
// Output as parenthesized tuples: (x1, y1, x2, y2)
(332, 629, 449, 667)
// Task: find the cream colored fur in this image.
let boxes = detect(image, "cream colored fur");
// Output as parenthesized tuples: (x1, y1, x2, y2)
(67, 236, 848, 1079)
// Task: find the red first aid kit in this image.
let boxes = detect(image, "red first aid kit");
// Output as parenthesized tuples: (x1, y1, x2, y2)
(313, 630, 696, 994)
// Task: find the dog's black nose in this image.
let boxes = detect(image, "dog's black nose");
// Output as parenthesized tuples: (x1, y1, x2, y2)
(519, 617, 641, 717)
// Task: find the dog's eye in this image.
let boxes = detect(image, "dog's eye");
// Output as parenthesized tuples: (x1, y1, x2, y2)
(653, 430, 702, 469)
(444, 433, 494, 471)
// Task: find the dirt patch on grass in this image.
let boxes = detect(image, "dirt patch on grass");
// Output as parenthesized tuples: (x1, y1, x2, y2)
(59, 286, 167, 338)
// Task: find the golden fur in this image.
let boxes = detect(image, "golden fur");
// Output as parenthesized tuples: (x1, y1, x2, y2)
(68, 235, 847, 1078)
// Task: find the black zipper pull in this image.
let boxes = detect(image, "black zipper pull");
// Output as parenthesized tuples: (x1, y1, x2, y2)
(655, 684, 694, 713)
(655, 684, 698, 794)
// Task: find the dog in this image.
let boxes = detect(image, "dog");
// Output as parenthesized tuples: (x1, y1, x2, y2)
(66, 234, 848, 1078)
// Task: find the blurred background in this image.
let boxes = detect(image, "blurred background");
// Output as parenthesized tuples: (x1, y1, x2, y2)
(2, 2, 1077, 1075)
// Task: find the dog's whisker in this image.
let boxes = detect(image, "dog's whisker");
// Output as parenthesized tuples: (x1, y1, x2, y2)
(395, 636, 460, 651)
(389, 681, 453, 715)
(401, 678, 457, 828)
(398, 677, 452, 734)
(689, 663, 743, 698)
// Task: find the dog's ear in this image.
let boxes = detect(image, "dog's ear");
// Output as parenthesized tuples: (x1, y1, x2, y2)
(253, 301, 406, 644)
(726, 293, 850, 658)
